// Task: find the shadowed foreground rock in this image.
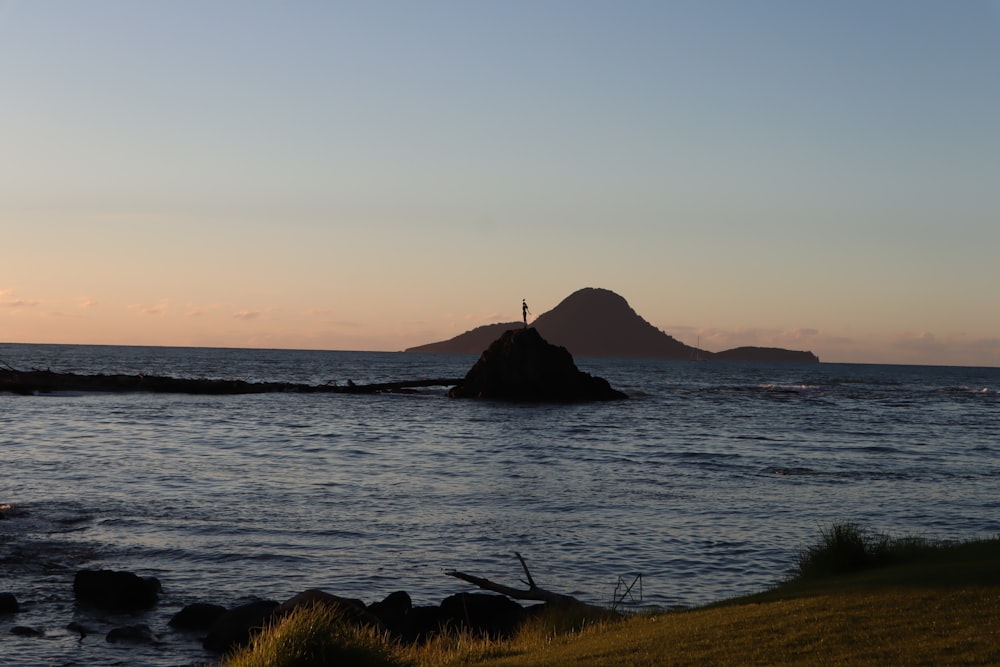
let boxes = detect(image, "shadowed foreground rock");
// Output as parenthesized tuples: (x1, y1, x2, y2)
(168, 602, 227, 631)
(439, 592, 526, 638)
(448, 328, 627, 401)
(202, 600, 279, 653)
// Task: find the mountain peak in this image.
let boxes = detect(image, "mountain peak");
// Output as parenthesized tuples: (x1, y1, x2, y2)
(530, 288, 687, 358)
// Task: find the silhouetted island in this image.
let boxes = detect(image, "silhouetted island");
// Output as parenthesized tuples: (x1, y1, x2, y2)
(406, 288, 819, 363)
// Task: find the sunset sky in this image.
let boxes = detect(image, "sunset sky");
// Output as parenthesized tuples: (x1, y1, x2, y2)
(2, 1, 999, 366)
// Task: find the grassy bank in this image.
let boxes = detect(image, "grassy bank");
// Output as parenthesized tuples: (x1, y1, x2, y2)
(225, 525, 1000, 666)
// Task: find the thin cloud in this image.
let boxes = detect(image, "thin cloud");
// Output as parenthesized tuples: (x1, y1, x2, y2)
(892, 331, 946, 355)
(967, 336, 1000, 351)
(303, 310, 364, 328)
(682, 326, 833, 351)
(464, 311, 503, 323)
(1, 299, 40, 308)
(77, 297, 98, 309)
(885, 331, 1000, 366)
(894, 331, 937, 345)
(0, 288, 39, 309)
(233, 310, 262, 321)
(129, 300, 169, 316)
(185, 303, 226, 318)
(49, 309, 88, 319)
(782, 327, 820, 341)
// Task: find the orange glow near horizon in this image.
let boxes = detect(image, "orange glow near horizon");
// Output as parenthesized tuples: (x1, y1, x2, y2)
(2, 3, 999, 367)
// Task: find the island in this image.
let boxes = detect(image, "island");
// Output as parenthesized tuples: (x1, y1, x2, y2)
(406, 288, 819, 363)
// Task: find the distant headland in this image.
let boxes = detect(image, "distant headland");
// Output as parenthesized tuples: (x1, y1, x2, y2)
(406, 288, 819, 363)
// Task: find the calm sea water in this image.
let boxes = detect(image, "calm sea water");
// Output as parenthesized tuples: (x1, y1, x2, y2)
(2, 343, 998, 666)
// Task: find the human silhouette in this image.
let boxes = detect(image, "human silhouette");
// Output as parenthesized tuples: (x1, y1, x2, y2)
(522, 299, 530, 327)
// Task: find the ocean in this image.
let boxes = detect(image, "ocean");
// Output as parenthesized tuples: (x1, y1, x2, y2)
(2, 342, 998, 666)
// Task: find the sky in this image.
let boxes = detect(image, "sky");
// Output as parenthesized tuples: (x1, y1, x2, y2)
(2, 1, 999, 366)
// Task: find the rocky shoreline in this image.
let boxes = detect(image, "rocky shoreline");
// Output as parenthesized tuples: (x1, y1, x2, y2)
(1, 565, 585, 661)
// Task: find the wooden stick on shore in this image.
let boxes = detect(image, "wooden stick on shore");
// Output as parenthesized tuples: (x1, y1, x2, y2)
(446, 552, 608, 613)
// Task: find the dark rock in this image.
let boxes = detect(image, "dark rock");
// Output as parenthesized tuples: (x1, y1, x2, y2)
(169, 602, 227, 631)
(0, 592, 18, 614)
(202, 599, 279, 653)
(439, 592, 526, 638)
(73, 569, 161, 610)
(448, 328, 627, 402)
(0, 503, 27, 520)
(277, 589, 366, 617)
(367, 590, 411, 635)
(402, 605, 445, 643)
(277, 588, 384, 632)
(10, 626, 43, 637)
(106, 623, 157, 644)
(67, 621, 90, 640)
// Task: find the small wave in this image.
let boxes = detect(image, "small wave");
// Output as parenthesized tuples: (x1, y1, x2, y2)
(695, 384, 824, 398)
(940, 385, 997, 395)
(769, 467, 816, 476)
(757, 383, 822, 394)
(854, 444, 903, 453)
(621, 388, 653, 398)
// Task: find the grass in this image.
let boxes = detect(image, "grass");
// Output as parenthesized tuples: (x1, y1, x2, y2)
(792, 521, 934, 579)
(223, 524, 1000, 666)
(223, 603, 402, 667)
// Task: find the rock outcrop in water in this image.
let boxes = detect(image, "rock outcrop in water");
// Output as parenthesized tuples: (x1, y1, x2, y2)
(447, 327, 627, 401)
(73, 569, 161, 611)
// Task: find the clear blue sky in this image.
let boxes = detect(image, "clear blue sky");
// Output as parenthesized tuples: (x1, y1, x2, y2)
(2, 1, 999, 365)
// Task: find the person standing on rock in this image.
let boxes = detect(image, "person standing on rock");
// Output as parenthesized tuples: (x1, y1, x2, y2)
(522, 299, 530, 328)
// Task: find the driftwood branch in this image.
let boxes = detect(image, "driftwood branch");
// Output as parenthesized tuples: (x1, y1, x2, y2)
(446, 552, 605, 612)
(515, 551, 536, 589)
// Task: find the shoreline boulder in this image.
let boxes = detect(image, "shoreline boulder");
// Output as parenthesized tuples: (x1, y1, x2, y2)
(439, 592, 526, 638)
(202, 599, 279, 653)
(169, 602, 227, 631)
